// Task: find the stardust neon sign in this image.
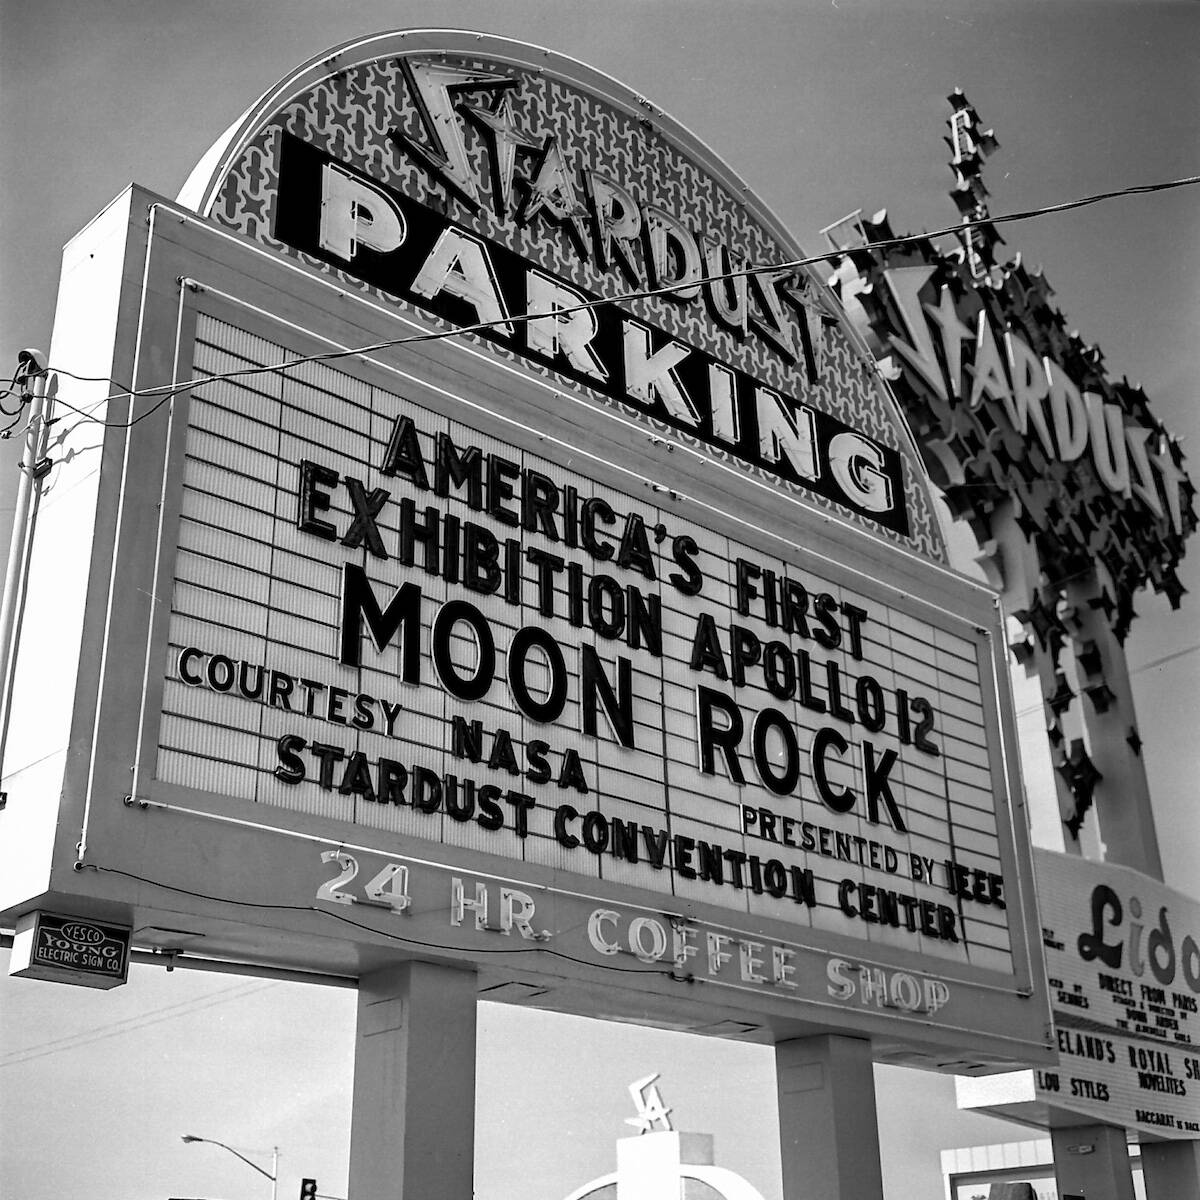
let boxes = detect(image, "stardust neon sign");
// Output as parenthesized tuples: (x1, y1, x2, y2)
(878, 264, 1187, 532)
(273, 135, 904, 529)
(388, 59, 819, 364)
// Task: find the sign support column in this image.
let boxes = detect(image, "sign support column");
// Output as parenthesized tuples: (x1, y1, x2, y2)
(989, 504, 1094, 856)
(1141, 1138, 1200, 1199)
(349, 961, 478, 1200)
(1050, 1124, 1136, 1200)
(1061, 572, 1161, 877)
(776, 1035, 884, 1200)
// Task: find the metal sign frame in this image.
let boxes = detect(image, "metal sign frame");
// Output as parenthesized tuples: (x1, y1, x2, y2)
(0, 32, 1051, 1073)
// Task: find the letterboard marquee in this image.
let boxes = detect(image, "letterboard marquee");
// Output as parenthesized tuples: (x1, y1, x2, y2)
(166, 312, 1012, 971)
(0, 31, 1049, 1071)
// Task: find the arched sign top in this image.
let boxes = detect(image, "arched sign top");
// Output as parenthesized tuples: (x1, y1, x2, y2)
(181, 29, 947, 559)
(181, 30, 772, 232)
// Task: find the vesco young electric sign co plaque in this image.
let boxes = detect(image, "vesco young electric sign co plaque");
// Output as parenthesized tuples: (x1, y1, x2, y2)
(0, 31, 1049, 1070)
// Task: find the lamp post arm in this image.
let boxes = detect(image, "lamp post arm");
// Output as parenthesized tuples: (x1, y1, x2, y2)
(193, 1137, 276, 1182)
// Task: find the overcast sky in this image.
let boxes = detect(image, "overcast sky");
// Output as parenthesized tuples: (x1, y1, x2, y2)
(1, 3, 1197, 1199)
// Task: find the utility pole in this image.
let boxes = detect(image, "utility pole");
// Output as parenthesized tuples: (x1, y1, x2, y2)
(0, 349, 54, 790)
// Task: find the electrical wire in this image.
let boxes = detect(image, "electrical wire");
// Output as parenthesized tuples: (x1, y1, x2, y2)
(1012, 643, 1200, 718)
(1133, 643, 1200, 673)
(86, 864, 693, 982)
(0, 979, 276, 1068)
(0, 412, 27, 440)
(12, 168, 1195, 776)
(47, 376, 199, 432)
(37, 171, 1200, 431)
(0, 364, 26, 413)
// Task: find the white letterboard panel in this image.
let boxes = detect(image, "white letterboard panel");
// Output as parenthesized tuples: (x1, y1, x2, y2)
(156, 315, 1015, 971)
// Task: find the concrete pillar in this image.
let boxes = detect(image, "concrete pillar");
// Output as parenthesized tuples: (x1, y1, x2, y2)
(776, 1035, 883, 1200)
(990, 508, 1091, 855)
(1140, 1139, 1200, 1200)
(348, 961, 477, 1200)
(1050, 1124, 1135, 1200)
(1062, 573, 1161, 877)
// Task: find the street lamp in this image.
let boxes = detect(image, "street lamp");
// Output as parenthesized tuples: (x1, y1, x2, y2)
(181, 1134, 279, 1200)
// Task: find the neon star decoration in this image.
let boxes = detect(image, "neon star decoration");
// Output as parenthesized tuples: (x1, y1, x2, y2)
(391, 60, 517, 209)
(458, 87, 538, 218)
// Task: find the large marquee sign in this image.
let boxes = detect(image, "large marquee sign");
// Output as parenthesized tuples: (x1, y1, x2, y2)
(0, 32, 1048, 1071)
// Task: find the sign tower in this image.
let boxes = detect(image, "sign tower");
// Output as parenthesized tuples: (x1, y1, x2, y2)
(825, 91, 1198, 1200)
(1, 35, 1053, 1200)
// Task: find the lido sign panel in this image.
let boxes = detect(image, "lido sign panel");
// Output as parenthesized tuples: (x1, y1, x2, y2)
(4, 32, 1046, 1062)
(959, 852, 1200, 1138)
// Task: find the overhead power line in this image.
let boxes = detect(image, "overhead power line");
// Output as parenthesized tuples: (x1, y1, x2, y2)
(82, 863, 693, 983)
(1013, 643, 1199, 718)
(31, 170, 1200, 435)
(0, 978, 275, 1069)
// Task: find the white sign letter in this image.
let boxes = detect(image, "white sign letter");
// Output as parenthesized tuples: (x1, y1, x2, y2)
(319, 164, 406, 261)
(622, 320, 700, 425)
(829, 431, 893, 513)
(526, 271, 607, 380)
(411, 229, 514, 336)
(756, 387, 818, 481)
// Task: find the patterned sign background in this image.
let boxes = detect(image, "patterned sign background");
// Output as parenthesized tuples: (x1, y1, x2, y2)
(201, 50, 945, 558)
